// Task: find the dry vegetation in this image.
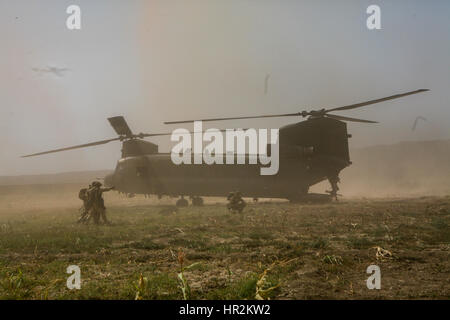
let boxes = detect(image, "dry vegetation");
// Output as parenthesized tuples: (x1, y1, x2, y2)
(0, 184, 449, 299)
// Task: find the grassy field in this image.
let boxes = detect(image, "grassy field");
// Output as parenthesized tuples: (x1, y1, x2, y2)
(0, 186, 449, 299)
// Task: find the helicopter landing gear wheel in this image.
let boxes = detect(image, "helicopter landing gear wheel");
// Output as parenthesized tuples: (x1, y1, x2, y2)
(326, 175, 340, 201)
(191, 196, 204, 206)
(176, 196, 189, 207)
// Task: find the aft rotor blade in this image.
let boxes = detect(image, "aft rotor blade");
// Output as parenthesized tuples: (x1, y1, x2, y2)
(326, 89, 429, 113)
(164, 113, 301, 124)
(21, 137, 120, 158)
(325, 114, 378, 123)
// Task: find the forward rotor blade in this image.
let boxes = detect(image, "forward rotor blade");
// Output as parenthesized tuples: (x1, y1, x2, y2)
(326, 89, 429, 113)
(21, 138, 120, 158)
(325, 114, 378, 123)
(139, 128, 249, 138)
(164, 113, 301, 125)
(139, 132, 176, 138)
(22, 129, 246, 158)
(108, 116, 133, 136)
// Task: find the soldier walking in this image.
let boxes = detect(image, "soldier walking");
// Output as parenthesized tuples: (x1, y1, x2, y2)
(78, 181, 114, 225)
(87, 181, 114, 225)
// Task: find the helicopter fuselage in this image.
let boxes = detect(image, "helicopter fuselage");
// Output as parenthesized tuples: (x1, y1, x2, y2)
(104, 118, 351, 200)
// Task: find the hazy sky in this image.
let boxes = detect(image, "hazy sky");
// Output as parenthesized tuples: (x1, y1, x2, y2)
(0, 0, 449, 175)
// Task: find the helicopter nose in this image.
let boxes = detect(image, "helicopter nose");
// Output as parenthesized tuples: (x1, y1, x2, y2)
(104, 173, 114, 187)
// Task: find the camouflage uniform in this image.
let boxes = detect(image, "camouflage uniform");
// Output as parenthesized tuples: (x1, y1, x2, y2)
(86, 181, 114, 225)
(77, 185, 91, 224)
(80, 181, 114, 224)
(227, 191, 246, 213)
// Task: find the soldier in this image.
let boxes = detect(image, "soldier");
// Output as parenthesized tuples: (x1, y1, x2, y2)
(87, 181, 114, 225)
(77, 184, 92, 224)
(227, 191, 246, 213)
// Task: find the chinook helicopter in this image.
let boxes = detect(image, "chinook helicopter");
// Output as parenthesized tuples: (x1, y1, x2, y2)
(23, 89, 429, 205)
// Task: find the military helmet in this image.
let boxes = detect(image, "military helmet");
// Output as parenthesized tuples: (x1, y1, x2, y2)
(92, 181, 102, 187)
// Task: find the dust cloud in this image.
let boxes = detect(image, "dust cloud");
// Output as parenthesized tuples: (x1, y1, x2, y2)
(2, 139, 450, 216)
(312, 140, 450, 197)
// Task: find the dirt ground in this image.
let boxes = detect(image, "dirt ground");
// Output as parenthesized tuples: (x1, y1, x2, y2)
(0, 184, 448, 299)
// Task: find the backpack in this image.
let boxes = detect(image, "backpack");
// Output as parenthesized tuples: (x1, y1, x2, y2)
(78, 188, 87, 201)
